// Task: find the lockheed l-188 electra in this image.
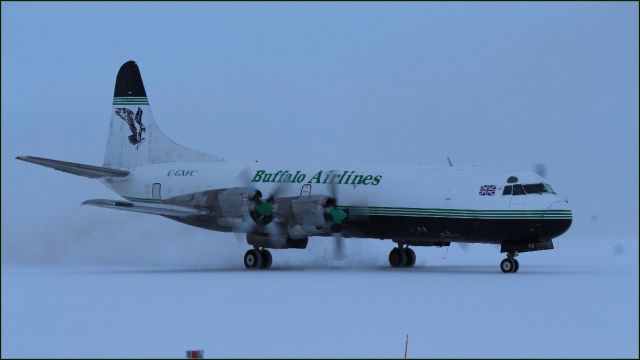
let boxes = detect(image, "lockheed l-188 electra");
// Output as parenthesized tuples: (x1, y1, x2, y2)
(17, 61, 572, 272)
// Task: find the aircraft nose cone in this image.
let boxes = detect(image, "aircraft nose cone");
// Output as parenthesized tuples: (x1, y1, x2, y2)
(547, 199, 571, 212)
(546, 199, 572, 237)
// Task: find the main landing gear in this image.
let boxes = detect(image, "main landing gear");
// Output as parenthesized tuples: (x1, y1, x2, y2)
(244, 248, 273, 270)
(389, 245, 416, 268)
(500, 251, 520, 273)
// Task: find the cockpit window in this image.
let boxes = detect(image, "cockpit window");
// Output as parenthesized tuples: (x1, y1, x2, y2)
(512, 184, 525, 195)
(504, 183, 555, 196)
(523, 183, 547, 194)
(544, 183, 556, 194)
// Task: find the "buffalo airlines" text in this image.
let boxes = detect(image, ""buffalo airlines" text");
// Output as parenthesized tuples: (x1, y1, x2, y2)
(251, 170, 382, 186)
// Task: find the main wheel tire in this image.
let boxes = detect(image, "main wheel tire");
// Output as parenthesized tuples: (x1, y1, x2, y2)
(389, 248, 407, 268)
(244, 249, 263, 269)
(513, 259, 519, 273)
(500, 258, 515, 273)
(404, 248, 416, 267)
(260, 250, 272, 269)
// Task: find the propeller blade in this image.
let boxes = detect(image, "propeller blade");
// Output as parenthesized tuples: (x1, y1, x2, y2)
(333, 235, 346, 260)
(264, 219, 289, 248)
(324, 171, 348, 260)
(229, 218, 256, 240)
(266, 180, 291, 201)
(237, 166, 254, 187)
(265, 220, 282, 239)
(238, 165, 283, 199)
(533, 163, 548, 179)
(326, 170, 339, 199)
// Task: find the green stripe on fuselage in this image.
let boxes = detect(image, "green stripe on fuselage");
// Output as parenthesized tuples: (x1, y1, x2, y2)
(121, 197, 571, 218)
(343, 205, 571, 213)
(343, 207, 571, 219)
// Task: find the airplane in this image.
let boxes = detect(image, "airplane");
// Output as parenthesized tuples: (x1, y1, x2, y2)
(17, 60, 572, 272)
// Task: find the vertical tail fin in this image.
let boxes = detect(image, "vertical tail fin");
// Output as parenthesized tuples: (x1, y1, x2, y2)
(104, 61, 223, 168)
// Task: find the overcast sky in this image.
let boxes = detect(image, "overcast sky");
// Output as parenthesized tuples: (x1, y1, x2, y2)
(1, 2, 637, 264)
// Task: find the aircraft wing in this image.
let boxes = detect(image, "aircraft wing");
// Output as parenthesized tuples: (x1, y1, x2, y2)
(16, 155, 129, 178)
(82, 199, 210, 217)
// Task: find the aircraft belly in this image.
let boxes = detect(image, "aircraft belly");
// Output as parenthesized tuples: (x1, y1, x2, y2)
(160, 212, 572, 245)
(349, 215, 572, 244)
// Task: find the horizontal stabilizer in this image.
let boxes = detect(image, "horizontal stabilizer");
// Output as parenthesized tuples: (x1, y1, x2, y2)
(17, 156, 129, 178)
(82, 199, 210, 217)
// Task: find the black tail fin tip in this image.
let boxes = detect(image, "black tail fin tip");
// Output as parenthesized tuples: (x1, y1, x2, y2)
(114, 60, 147, 97)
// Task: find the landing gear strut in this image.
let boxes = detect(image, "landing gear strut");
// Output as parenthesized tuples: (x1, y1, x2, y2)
(389, 245, 416, 268)
(244, 248, 273, 270)
(500, 251, 519, 273)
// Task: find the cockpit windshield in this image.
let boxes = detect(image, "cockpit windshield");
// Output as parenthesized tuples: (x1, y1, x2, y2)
(523, 183, 547, 194)
(544, 183, 556, 194)
(503, 183, 556, 196)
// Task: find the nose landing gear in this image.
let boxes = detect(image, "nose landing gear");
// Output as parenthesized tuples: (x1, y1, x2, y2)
(500, 251, 519, 273)
(244, 247, 273, 270)
(389, 245, 416, 268)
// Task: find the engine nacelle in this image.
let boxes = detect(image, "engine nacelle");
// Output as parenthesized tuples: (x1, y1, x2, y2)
(290, 195, 337, 236)
(167, 187, 260, 229)
(167, 188, 343, 240)
(215, 187, 261, 226)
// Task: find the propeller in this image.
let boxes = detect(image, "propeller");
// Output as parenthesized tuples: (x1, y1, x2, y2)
(325, 171, 369, 261)
(325, 173, 347, 260)
(249, 180, 290, 226)
(232, 166, 291, 241)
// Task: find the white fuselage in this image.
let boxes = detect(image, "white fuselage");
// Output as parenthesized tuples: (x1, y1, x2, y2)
(101, 161, 570, 213)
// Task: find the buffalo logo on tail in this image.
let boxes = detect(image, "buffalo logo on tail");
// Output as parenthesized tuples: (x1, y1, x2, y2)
(115, 107, 146, 147)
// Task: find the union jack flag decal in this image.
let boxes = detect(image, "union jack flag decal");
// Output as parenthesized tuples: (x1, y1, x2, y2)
(479, 185, 496, 196)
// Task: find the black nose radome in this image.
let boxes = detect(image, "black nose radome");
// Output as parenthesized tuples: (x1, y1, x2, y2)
(114, 60, 147, 97)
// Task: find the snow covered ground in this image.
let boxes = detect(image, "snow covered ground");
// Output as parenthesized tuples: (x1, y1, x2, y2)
(2, 232, 637, 358)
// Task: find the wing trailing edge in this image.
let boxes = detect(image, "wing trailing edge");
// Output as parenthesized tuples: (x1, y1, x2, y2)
(82, 199, 210, 217)
(16, 155, 129, 178)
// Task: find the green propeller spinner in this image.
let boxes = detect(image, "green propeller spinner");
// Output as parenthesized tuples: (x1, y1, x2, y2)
(329, 206, 348, 225)
(254, 199, 273, 217)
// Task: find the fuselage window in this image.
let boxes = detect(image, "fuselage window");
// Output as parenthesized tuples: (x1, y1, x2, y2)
(503, 185, 513, 195)
(512, 184, 525, 195)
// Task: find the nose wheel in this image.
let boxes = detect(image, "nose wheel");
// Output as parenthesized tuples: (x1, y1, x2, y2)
(500, 252, 519, 273)
(389, 246, 416, 268)
(244, 248, 273, 270)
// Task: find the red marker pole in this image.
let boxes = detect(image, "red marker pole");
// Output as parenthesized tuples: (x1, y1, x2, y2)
(404, 333, 409, 359)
